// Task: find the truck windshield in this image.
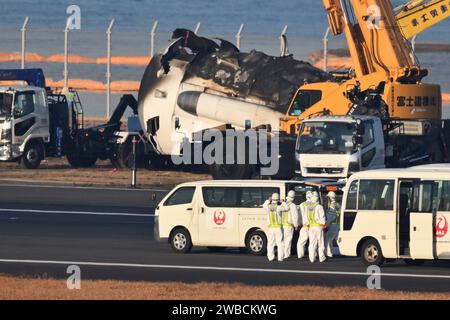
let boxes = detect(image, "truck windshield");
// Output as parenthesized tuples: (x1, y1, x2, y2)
(0, 93, 13, 118)
(297, 121, 356, 154)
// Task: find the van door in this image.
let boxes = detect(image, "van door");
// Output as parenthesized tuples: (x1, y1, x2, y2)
(198, 187, 240, 247)
(409, 181, 436, 260)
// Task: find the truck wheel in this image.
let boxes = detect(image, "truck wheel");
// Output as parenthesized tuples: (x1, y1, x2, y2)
(67, 153, 97, 168)
(20, 142, 43, 169)
(170, 228, 192, 254)
(245, 230, 267, 256)
(360, 239, 385, 266)
(209, 164, 254, 180)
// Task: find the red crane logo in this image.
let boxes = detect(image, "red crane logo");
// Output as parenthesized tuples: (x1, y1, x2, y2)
(214, 209, 226, 225)
(436, 215, 448, 238)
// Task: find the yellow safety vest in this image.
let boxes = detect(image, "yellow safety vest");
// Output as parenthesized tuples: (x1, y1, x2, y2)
(307, 203, 321, 227)
(330, 202, 341, 225)
(268, 204, 281, 229)
(282, 201, 294, 228)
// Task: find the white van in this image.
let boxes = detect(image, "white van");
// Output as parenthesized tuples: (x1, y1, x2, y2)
(154, 180, 323, 255)
(338, 166, 450, 266)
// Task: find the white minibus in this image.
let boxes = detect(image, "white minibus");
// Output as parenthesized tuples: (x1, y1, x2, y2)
(339, 166, 450, 266)
(154, 180, 331, 255)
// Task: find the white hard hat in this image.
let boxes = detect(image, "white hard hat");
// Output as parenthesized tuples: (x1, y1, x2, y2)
(272, 193, 280, 201)
(287, 190, 296, 199)
(327, 191, 336, 200)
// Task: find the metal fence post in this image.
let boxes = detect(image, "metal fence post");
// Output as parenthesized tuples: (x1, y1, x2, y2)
(106, 19, 115, 119)
(323, 27, 331, 72)
(21, 16, 30, 69)
(280, 25, 288, 56)
(63, 23, 70, 89)
(194, 22, 201, 34)
(150, 20, 158, 57)
(236, 24, 244, 50)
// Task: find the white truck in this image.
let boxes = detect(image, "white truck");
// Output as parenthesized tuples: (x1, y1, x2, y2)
(295, 115, 450, 179)
(0, 69, 150, 169)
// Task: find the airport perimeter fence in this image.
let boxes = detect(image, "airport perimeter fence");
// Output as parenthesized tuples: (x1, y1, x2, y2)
(0, 18, 448, 117)
(0, 18, 353, 117)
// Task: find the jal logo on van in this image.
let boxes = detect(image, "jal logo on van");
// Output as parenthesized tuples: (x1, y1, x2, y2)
(213, 209, 226, 226)
(436, 215, 448, 238)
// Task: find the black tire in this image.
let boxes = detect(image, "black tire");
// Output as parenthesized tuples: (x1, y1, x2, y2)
(20, 142, 43, 169)
(360, 239, 385, 266)
(245, 230, 267, 256)
(170, 228, 193, 254)
(209, 164, 254, 180)
(404, 259, 426, 266)
(207, 247, 227, 253)
(110, 142, 133, 169)
(67, 153, 97, 168)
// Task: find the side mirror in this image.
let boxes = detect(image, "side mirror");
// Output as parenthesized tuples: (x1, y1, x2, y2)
(353, 135, 363, 146)
(174, 117, 181, 130)
(356, 119, 365, 136)
(146, 117, 160, 136)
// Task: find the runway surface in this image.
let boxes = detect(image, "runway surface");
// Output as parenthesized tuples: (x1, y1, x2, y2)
(0, 182, 449, 293)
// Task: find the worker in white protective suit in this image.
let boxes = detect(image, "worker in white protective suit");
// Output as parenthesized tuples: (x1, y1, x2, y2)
(266, 193, 284, 262)
(297, 190, 312, 259)
(325, 191, 341, 258)
(281, 190, 299, 259)
(307, 191, 327, 263)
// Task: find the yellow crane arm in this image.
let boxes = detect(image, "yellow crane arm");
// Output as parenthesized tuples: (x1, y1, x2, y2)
(396, 0, 450, 39)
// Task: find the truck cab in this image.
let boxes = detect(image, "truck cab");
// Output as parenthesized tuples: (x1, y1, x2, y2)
(0, 85, 50, 167)
(295, 116, 386, 179)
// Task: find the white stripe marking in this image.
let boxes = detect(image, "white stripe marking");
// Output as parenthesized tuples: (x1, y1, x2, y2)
(0, 259, 449, 280)
(0, 208, 154, 217)
(0, 182, 168, 192)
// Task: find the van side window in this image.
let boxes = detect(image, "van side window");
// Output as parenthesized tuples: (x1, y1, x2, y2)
(202, 187, 279, 208)
(164, 187, 195, 206)
(346, 180, 359, 210)
(412, 181, 438, 213)
(240, 188, 279, 208)
(439, 181, 450, 212)
(358, 180, 395, 211)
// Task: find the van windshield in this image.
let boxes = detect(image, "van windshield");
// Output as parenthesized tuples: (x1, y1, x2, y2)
(0, 93, 13, 118)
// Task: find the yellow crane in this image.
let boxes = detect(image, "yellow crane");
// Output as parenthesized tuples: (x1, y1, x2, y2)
(280, 0, 444, 135)
(396, 0, 450, 39)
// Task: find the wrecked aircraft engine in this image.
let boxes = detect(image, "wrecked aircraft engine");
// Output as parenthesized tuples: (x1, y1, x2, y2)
(137, 29, 331, 178)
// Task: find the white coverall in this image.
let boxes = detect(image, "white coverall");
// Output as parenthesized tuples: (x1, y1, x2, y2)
(281, 199, 299, 259)
(266, 202, 284, 262)
(307, 201, 327, 263)
(297, 201, 310, 259)
(325, 201, 341, 257)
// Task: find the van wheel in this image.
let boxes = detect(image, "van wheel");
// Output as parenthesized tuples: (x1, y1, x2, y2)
(20, 142, 43, 169)
(246, 230, 267, 256)
(170, 228, 192, 254)
(404, 259, 425, 266)
(360, 239, 385, 266)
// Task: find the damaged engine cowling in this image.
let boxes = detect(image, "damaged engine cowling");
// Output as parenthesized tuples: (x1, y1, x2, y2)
(137, 30, 331, 178)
